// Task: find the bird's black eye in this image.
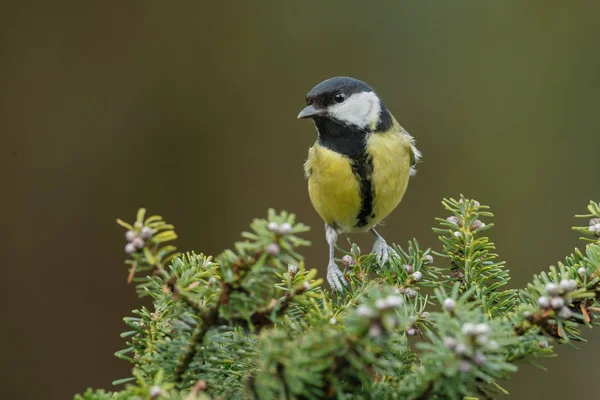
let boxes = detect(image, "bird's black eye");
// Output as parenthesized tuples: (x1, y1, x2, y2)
(333, 92, 346, 103)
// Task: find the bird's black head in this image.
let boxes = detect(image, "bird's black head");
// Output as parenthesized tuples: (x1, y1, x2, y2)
(298, 77, 393, 157)
(298, 77, 392, 132)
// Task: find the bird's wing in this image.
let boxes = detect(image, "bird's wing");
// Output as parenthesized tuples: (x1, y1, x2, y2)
(402, 129, 421, 176)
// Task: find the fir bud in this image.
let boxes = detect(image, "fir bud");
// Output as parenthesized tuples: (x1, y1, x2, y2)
(149, 386, 161, 399)
(443, 336, 458, 350)
(134, 221, 143, 229)
(538, 340, 549, 349)
(473, 351, 486, 366)
(125, 230, 137, 241)
(288, 264, 298, 276)
(375, 295, 404, 310)
(453, 231, 462, 238)
(141, 226, 153, 239)
(420, 312, 431, 320)
(329, 317, 337, 325)
(423, 254, 434, 264)
(403, 288, 417, 298)
(545, 282, 559, 297)
(342, 254, 356, 267)
(454, 343, 469, 356)
(589, 218, 600, 226)
(404, 264, 414, 274)
(266, 242, 280, 256)
(550, 296, 564, 310)
(454, 342, 468, 356)
(537, 296, 550, 309)
(375, 299, 387, 310)
(569, 279, 577, 292)
(558, 306, 572, 319)
(132, 237, 145, 249)
(473, 200, 480, 207)
(559, 279, 577, 292)
(125, 243, 137, 254)
(385, 295, 404, 308)
(369, 323, 383, 338)
(589, 225, 597, 233)
(412, 271, 423, 282)
(461, 323, 477, 336)
(406, 327, 419, 336)
(443, 298, 456, 312)
(447, 216, 460, 226)
(267, 221, 279, 232)
(474, 323, 490, 336)
(471, 220, 485, 230)
(578, 267, 587, 277)
(278, 222, 292, 235)
(596, 223, 600, 232)
(357, 305, 377, 318)
(208, 276, 217, 286)
(458, 360, 472, 373)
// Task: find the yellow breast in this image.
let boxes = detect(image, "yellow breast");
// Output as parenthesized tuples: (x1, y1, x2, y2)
(368, 130, 412, 227)
(304, 145, 362, 231)
(304, 127, 412, 232)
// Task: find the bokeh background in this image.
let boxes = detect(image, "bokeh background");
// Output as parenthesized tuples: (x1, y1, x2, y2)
(2, 1, 600, 399)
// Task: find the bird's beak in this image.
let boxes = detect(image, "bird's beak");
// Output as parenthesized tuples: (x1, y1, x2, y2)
(297, 104, 325, 119)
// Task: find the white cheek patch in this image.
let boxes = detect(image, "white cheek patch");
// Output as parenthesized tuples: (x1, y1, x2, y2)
(328, 91, 381, 129)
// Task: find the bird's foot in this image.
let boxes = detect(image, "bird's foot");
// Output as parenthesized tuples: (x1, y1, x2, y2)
(327, 261, 347, 292)
(372, 237, 399, 266)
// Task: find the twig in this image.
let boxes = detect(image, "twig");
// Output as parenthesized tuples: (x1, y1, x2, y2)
(173, 306, 219, 383)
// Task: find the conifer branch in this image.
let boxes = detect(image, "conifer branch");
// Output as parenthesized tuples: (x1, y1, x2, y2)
(75, 200, 600, 400)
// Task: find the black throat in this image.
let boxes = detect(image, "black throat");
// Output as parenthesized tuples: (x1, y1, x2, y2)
(313, 117, 369, 159)
(312, 104, 393, 157)
(313, 117, 380, 228)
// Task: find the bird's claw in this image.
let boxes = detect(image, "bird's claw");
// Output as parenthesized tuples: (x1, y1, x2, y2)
(327, 261, 347, 292)
(373, 238, 398, 266)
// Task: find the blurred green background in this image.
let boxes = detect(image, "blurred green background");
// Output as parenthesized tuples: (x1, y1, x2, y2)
(2, 1, 600, 399)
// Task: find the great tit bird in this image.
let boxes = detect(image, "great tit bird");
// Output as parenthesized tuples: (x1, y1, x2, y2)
(298, 77, 420, 291)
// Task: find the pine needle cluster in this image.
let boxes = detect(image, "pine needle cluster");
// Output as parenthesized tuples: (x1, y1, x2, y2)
(76, 198, 600, 399)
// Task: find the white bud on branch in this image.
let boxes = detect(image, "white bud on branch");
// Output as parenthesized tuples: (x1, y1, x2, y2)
(279, 222, 292, 234)
(141, 226, 153, 239)
(125, 230, 137, 241)
(443, 298, 456, 312)
(537, 296, 550, 309)
(342, 255, 356, 267)
(357, 305, 377, 318)
(550, 297, 564, 310)
(545, 283, 559, 297)
(266, 243, 280, 256)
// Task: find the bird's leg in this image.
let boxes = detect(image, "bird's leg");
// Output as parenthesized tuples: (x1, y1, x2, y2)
(370, 228, 398, 266)
(325, 224, 347, 291)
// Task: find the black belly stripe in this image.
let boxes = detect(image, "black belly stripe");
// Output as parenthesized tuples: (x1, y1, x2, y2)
(351, 153, 375, 228)
(312, 116, 384, 228)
